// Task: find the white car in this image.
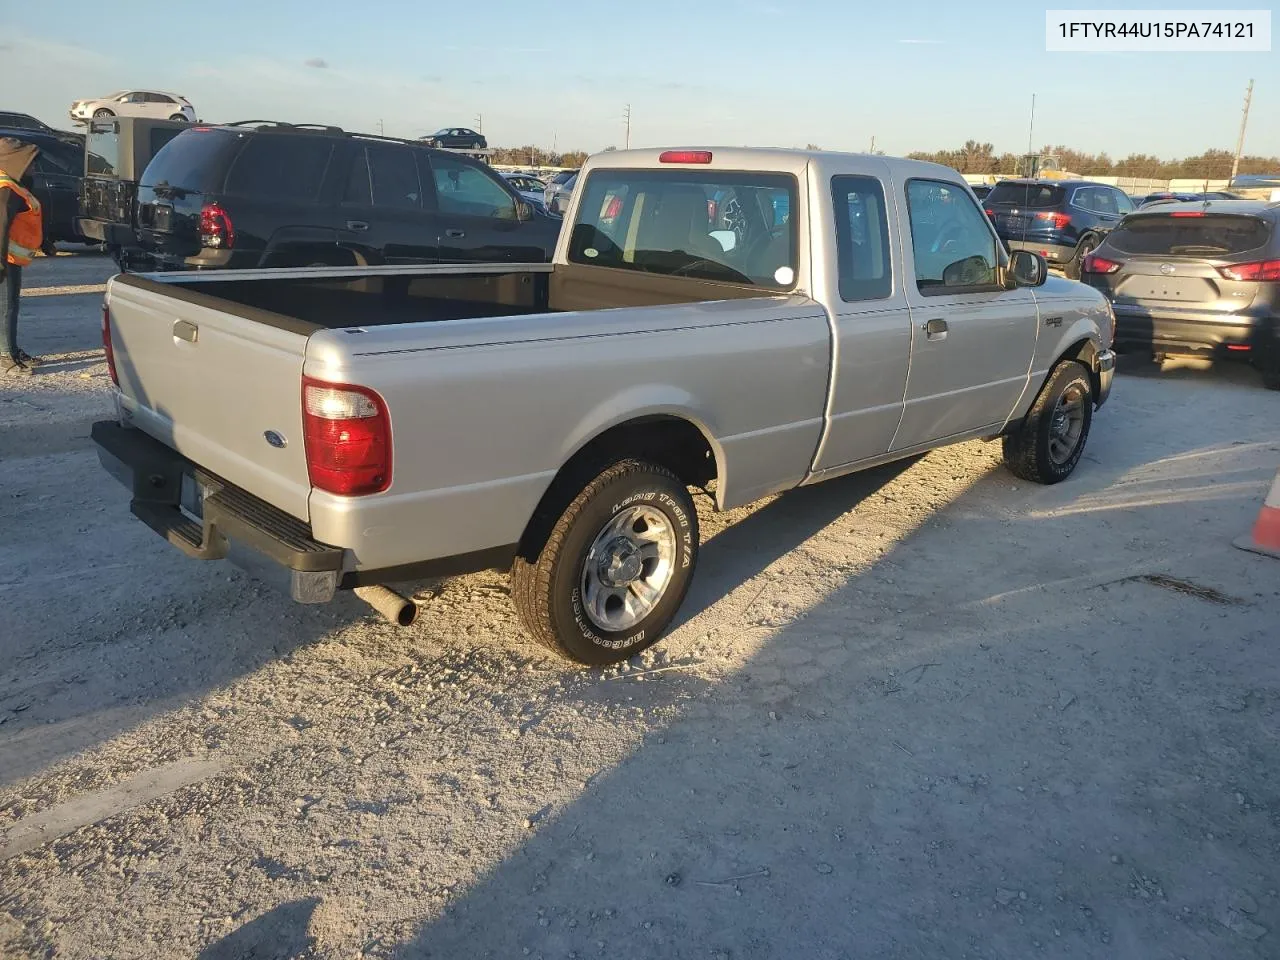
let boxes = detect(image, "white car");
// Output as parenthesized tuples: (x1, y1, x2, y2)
(69, 91, 196, 124)
(500, 172, 548, 209)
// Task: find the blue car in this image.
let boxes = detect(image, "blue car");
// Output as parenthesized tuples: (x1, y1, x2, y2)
(982, 179, 1137, 279)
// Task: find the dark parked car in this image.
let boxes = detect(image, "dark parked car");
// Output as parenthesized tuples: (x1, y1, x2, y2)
(132, 122, 558, 271)
(0, 128, 85, 243)
(1081, 200, 1280, 389)
(0, 111, 83, 148)
(420, 127, 487, 150)
(983, 178, 1136, 279)
(1140, 190, 1240, 208)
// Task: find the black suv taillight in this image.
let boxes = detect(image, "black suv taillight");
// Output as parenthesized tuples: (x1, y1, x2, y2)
(199, 202, 234, 249)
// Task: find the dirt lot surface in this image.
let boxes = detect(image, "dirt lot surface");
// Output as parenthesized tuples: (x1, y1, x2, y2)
(2, 251, 1278, 959)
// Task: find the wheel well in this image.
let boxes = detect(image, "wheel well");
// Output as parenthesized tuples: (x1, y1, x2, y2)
(1060, 338, 1100, 397)
(517, 416, 718, 560)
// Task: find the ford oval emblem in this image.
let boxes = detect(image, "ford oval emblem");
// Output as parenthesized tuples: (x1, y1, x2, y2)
(1159, 263, 1175, 275)
(264, 430, 287, 449)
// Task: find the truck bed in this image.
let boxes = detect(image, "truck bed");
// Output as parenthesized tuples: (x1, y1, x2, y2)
(117, 261, 769, 333)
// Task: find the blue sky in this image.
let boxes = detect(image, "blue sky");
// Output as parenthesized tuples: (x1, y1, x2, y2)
(2, 0, 1275, 158)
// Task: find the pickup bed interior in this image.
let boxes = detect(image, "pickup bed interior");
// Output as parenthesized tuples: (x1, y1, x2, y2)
(115, 264, 769, 334)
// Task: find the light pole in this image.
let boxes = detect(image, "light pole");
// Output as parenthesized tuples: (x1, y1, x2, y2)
(1229, 79, 1254, 186)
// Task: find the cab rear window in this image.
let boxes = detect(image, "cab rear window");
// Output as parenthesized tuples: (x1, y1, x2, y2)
(567, 169, 797, 289)
(985, 183, 1065, 208)
(1107, 215, 1271, 256)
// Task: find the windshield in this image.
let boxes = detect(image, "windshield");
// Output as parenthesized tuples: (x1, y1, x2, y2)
(1107, 214, 1271, 257)
(567, 168, 798, 288)
(986, 182, 1065, 208)
(0, 113, 45, 131)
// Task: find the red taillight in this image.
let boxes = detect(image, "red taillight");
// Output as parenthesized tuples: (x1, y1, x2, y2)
(1082, 254, 1121, 275)
(984, 208, 995, 218)
(1035, 211, 1072, 229)
(1226, 344, 1252, 352)
(302, 378, 392, 496)
(1218, 259, 1280, 281)
(1170, 211, 1205, 218)
(199, 202, 234, 249)
(102, 302, 118, 386)
(659, 150, 712, 164)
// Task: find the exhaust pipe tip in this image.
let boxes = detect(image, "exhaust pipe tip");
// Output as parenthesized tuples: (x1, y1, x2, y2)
(354, 584, 418, 627)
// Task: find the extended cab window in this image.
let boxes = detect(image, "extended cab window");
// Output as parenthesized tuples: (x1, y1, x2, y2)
(427, 154, 516, 219)
(831, 175, 891, 301)
(224, 135, 333, 202)
(906, 180, 998, 294)
(568, 169, 797, 288)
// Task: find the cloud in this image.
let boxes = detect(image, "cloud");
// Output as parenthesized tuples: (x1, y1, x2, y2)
(304, 57, 328, 69)
(898, 39, 944, 45)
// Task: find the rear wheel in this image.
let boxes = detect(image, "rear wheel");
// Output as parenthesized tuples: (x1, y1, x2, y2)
(93, 108, 114, 118)
(1002, 360, 1093, 484)
(511, 458, 698, 666)
(168, 114, 188, 122)
(1065, 237, 1097, 280)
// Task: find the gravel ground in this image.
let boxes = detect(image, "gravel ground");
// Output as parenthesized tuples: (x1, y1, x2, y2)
(1, 252, 1278, 959)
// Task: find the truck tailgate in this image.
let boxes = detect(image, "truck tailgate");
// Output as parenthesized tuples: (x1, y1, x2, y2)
(106, 274, 314, 521)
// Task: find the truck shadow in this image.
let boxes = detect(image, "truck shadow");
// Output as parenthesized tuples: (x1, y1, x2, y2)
(388, 422, 1280, 960)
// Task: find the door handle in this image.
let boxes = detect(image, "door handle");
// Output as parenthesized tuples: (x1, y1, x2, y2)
(445, 228, 466, 239)
(346, 220, 369, 232)
(173, 319, 198, 344)
(924, 318, 948, 341)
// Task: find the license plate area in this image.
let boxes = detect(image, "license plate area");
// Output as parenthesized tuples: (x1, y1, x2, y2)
(151, 204, 173, 231)
(179, 472, 206, 523)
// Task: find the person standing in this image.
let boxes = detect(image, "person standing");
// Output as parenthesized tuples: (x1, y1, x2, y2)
(0, 138, 44, 377)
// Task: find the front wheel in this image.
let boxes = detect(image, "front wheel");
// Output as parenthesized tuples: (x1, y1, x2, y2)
(511, 459, 699, 665)
(93, 108, 114, 118)
(169, 114, 188, 122)
(1002, 360, 1094, 484)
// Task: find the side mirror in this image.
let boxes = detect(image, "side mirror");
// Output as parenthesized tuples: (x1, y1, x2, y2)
(1005, 249, 1047, 288)
(516, 201, 534, 222)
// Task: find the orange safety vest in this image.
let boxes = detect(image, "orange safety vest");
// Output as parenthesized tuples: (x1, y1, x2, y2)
(0, 173, 42, 267)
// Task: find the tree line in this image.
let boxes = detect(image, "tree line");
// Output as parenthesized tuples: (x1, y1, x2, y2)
(903, 140, 1280, 178)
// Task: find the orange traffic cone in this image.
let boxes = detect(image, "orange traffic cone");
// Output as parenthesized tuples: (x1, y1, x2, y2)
(1234, 467, 1280, 560)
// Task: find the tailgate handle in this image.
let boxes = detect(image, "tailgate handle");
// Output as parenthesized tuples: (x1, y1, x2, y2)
(346, 220, 370, 232)
(445, 228, 466, 239)
(173, 319, 199, 343)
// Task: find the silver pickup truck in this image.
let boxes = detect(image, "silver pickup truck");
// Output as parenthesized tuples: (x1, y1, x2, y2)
(93, 147, 1115, 665)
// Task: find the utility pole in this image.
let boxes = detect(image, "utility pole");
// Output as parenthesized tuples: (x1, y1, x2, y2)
(1229, 79, 1254, 186)
(869, 135, 875, 154)
(377, 118, 384, 136)
(475, 113, 483, 134)
(623, 104, 631, 150)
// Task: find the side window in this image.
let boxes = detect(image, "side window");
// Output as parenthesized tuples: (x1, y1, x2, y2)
(427, 154, 517, 219)
(123, 92, 145, 103)
(1071, 187, 1097, 212)
(367, 145, 421, 209)
(1094, 189, 1119, 216)
(905, 179, 998, 293)
(1114, 190, 1135, 215)
(224, 136, 334, 202)
(343, 148, 372, 205)
(831, 175, 891, 302)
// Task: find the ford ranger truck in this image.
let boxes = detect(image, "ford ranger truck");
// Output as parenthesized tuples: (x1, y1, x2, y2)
(92, 147, 1115, 665)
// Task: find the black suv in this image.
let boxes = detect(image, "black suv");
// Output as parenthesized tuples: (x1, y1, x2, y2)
(983, 179, 1136, 279)
(133, 122, 559, 271)
(0, 128, 85, 243)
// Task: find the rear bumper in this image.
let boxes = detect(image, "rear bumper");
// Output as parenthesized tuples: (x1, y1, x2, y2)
(76, 218, 136, 246)
(1006, 239, 1075, 264)
(1111, 306, 1270, 357)
(91, 420, 345, 602)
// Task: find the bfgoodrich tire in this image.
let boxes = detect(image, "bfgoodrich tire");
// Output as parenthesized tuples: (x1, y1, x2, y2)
(511, 459, 699, 666)
(1002, 360, 1094, 484)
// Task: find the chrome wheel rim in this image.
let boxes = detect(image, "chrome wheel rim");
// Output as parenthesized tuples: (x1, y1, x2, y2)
(580, 504, 676, 632)
(1048, 384, 1086, 465)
